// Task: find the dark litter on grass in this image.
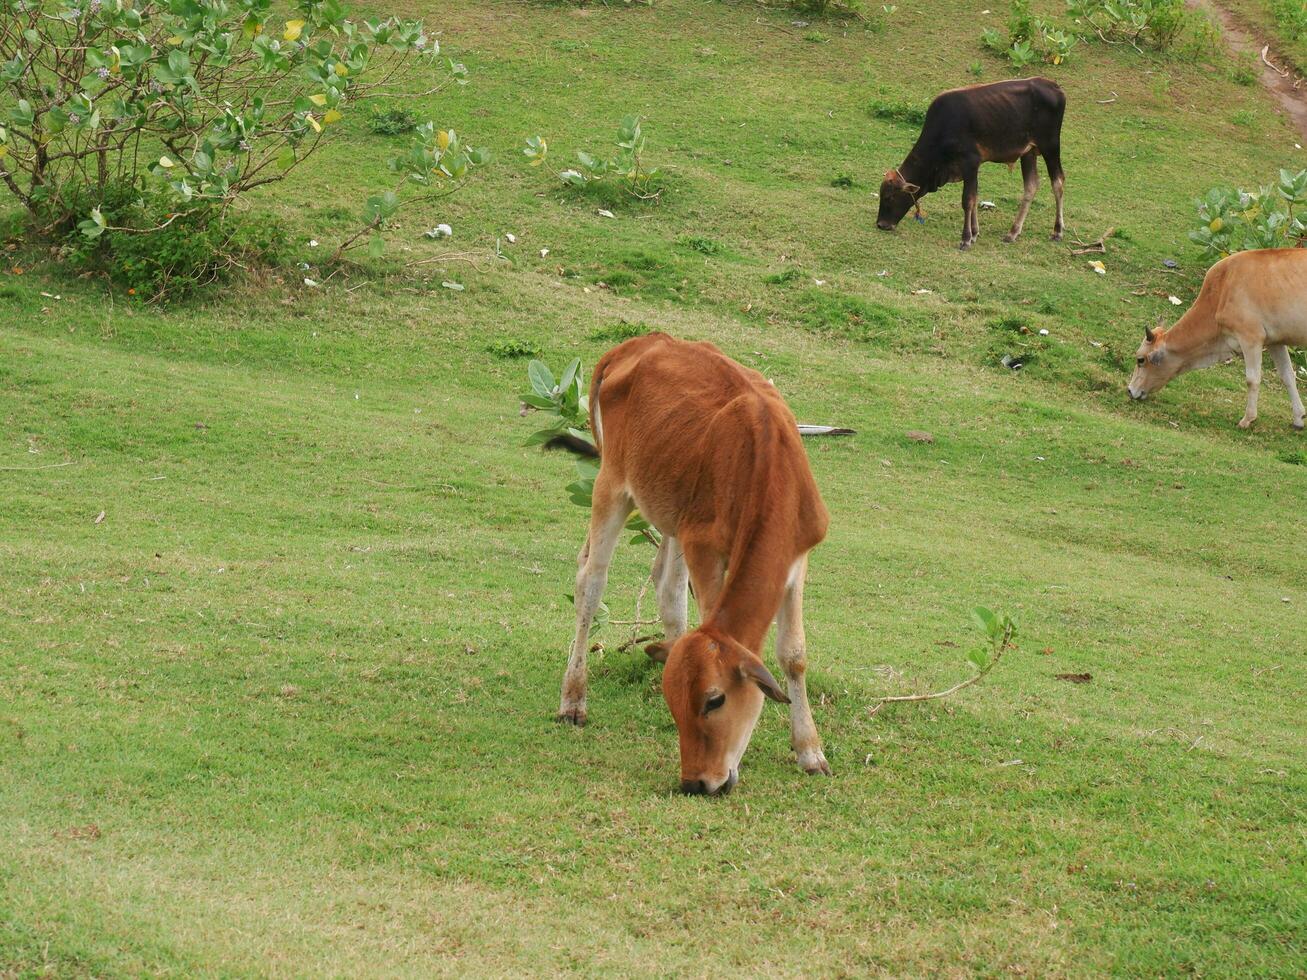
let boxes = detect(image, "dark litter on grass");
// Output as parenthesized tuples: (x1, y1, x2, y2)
(1055, 673, 1093, 683)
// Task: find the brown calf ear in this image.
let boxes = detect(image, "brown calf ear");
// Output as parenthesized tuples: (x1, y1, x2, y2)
(740, 657, 790, 704)
(902, 181, 921, 195)
(1145, 326, 1156, 344)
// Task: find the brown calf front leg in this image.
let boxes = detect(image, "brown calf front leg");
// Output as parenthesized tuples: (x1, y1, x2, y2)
(774, 556, 830, 776)
(1237, 337, 1264, 430)
(559, 474, 633, 724)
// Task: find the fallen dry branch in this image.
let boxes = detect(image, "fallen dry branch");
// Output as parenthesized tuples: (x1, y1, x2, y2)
(1069, 226, 1116, 255)
(0, 460, 77, 472)
(1262, 45, 1289, 78)
(868, 618, 1014, 717)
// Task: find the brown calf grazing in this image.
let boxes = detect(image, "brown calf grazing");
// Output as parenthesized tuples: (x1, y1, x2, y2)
(1128, 249, 1307, 430)
(554, 333, 831, 795)
(877, 77, 1067, 250)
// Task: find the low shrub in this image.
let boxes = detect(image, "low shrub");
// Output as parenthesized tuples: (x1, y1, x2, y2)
(367, 106, 419, 136)
(869, 99, 926, 126)
(1271, 0, 1307, 41)
(1190, 168, 1307, 259)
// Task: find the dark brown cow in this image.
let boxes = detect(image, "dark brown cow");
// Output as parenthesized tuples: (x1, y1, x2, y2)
(552, 333, 831, 795)
(877, 77, 1067, 250)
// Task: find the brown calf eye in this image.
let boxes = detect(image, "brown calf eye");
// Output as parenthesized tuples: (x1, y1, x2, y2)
(704, 693, 726, 714)
(1136, 357, 1145, 365)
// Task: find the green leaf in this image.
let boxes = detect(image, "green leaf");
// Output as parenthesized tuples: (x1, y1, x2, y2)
(527, 360, 555, 399)
(367, 234, 385, 258)
(971, 605, 999, 638)
(966, 647, 989, 671)
(559, 357, 581, 394)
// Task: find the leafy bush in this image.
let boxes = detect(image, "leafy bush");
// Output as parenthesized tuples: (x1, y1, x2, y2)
(1065, 0, 1197, 51)
(981, 2, 1076, 66)
(1190, 168, 1307, 259)
(486, 338, 543, 359)
(0, 0, 485, 285)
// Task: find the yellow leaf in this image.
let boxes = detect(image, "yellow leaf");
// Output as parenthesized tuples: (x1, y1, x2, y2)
(437, 130, 450, 150)
(0, 146, 8, 159)
(283, 18, 305, 41)
(168, 35, 183, 45)
(159, 155, 175, 168)
(307, 115, 321, 133)
(334, 62, 348, 77)
(529, 157, 542, 167)
(324, 109, 342, 125)
(308, 93, 327, 107)
(1209, 217, 1223, 232)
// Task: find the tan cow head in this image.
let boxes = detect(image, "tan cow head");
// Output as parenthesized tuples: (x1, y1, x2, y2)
(1128, 318, 1183, 400)
(661, 627, 789, 796)
(876, 168, 921, 230)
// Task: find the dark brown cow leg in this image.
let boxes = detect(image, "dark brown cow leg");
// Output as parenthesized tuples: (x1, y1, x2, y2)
(1042, 143, 1065, 241)
(1004, 152, 1039, 243)
(959, 169, 979, 250)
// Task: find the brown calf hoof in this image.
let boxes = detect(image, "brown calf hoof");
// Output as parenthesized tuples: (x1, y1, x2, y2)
(958, 241, 972, 252)
(1294, 422, 1304, 431)
(1002, 233, 1018, 244)
(1238, 418, 1255, 430)
(644, 640, 671, 664)
(798, 750, 832, 776)
(557, 707, 587, 726)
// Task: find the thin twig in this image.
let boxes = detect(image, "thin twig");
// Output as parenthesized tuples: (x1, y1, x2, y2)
(868, 623, 1014, 716)
(0, 460, 77, 471)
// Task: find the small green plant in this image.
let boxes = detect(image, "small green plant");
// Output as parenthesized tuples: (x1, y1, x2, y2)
(1190, 168, 1307, 259)
(553, 116, 664, 200)
(1228, 52, 1259, 85)
(1008, 38, 1037, 69)
(969, 60, 986, 76)
(764, 268, 804, 285)
(367, 106, 419, 136)
(680, 235, 723, 254)
(830, 174, 856, 189)
(486, 338, 543, 359)
(869, 607, 1018, 715)
(1041, 27, 1077, 64)
(869, 99, 927, 126)
(1232, 109, 1258, 128)
(588, 321, 651, 343)
(1008, 0, 1036, 42)
(1065, 0, 1195, 51)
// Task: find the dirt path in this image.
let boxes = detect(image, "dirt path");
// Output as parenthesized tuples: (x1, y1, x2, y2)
(1188, 0, 1307, 141)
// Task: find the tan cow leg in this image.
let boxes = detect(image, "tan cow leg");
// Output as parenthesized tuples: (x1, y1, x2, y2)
(558, 474, 633, 725)
(1270, 344, 1306, 430)
(1237, 338, 1265, 429)
(774, 557, 830, 776)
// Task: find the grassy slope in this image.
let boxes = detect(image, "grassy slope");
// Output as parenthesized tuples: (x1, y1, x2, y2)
(2, 1, 1305, 975)
(1221, 0, 1307, 70)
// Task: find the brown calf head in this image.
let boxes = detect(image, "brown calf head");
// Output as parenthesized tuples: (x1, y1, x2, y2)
(876, 168, 920, 231)
(661, 627, 789, 796)
(1127, 318, 1182, 400)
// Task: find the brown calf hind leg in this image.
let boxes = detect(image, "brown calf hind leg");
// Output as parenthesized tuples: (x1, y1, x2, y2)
(1004, 152, 1039, 244)
(774, 556, 830, 776)
(644, 534, 689, 664)
(559, 473, 633, 724)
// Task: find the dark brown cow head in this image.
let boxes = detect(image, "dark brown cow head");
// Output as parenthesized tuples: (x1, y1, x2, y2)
(876, 168, 920, 230)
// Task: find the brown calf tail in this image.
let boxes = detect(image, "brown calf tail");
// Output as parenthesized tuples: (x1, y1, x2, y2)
(544, 433, 600, 458)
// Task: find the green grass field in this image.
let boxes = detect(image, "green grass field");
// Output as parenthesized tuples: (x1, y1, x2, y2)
(2, 0, 1305, 975)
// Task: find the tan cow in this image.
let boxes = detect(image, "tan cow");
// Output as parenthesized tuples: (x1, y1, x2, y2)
(553, 333, 831, 795)
(1128, 248, 1307, 430)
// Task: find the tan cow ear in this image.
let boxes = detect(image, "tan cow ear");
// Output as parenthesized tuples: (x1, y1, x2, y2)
(1144, 326, 1156, 343)
(741, 656, 790, 704)
(902, 181, 921, 195)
